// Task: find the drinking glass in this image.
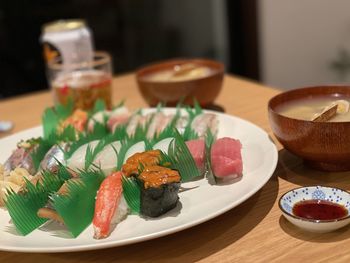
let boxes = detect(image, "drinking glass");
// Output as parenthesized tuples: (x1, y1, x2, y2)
(47, 51, 113, 110)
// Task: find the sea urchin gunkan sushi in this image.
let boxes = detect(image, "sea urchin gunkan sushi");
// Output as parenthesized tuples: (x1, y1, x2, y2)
(138, 165, 181, 218)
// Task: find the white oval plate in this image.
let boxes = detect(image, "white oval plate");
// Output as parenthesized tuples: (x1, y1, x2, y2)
(0, 109, 278, 252)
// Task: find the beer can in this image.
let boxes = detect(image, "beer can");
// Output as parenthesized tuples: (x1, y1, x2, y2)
(41, 19, 94, 68)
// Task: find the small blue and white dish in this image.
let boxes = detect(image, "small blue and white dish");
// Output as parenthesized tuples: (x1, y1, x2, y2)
(279, 186, 350, 233)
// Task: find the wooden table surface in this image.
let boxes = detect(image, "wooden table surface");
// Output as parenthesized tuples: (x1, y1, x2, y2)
(1, 74, 350, 262)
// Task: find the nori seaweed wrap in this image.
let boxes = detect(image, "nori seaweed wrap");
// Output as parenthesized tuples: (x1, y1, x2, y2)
(138, 165, 180, 217)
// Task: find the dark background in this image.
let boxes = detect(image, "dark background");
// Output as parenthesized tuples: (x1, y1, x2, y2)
(0, 0, 258, 99)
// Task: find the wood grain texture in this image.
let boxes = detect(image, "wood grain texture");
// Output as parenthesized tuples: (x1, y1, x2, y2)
(1, 74, 350, 262)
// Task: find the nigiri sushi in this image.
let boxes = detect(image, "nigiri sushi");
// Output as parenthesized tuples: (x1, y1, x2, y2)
(4, 138, 39, 175)
(185, 139, 206, 173)
(37, 178, 81, 224)
(122, 149, 161, 177)
(93, 141, 121, 174)
(93, 171, 129, 239)
(126, 113, 151, 136)
(211, 137, 243, 178)
(138, 165, 180, 217)
(59, 109, 88, 133)
(107, 107, 130, 132)
(146, 112, 173, 139)
(174, 115, 189, 134)
(40, 143, 69, 173)
(66, 140, 100, 171)
(191, 113, 218, 138)
(153, 137, 174, 154)
(88, 110, 111, 131)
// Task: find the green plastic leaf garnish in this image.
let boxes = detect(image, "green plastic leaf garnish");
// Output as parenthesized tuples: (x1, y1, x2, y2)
(205, 128, 217, 184)
(50, 169, 105, 237)
(165, 130, 200, 182)
(5, 166, 71, 235)
(122, 176, 140, 214)
(90, 99, 106, 116)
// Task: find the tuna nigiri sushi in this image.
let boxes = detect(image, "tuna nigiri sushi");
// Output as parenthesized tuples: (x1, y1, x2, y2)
(93, 171, 129, 239)
(185, 139, 206, 173)
(211, 137, 243, 178)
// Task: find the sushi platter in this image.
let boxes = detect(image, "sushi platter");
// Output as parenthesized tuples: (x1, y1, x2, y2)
(0, 102, 278, 252)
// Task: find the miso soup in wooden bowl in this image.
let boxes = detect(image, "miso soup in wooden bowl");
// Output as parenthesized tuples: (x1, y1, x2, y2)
(268, 85, 350, 171)
(136, 58, 224, 107)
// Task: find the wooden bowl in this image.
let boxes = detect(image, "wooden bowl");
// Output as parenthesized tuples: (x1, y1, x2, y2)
(268, 85, 350, 171)
(136, 58, 224, 107)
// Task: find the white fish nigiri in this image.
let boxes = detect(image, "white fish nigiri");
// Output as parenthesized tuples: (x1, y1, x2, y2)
(88, 110, 111, 131)
(67, 140, 99, 171)
(93, 141, 122, 174)
(123, 141, 146, 164)
(152, 138, 174, 154)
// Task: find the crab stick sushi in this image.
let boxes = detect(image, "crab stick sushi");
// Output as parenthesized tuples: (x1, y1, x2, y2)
(211, 137, 243, 178)
(93, 171, 129, 239)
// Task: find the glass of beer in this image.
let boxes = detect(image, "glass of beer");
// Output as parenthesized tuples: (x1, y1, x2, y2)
(47, 51, 113, 110)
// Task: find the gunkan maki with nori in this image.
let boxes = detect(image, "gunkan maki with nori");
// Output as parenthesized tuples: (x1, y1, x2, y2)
(138, 165, 180, 217)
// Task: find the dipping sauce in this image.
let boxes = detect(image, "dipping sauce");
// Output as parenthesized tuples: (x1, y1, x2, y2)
(276, 95, 350, 122)
(144, 63, 215, 82)
(293, 199, 348, 220)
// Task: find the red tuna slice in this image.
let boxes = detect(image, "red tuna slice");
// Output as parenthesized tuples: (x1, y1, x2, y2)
(211, 155, 242, 178)
(211, 137, 243, 177)
(185, 139, 205, 172)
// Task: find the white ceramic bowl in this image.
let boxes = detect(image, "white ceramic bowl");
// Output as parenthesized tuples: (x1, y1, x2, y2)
(279, 186, 350, 233)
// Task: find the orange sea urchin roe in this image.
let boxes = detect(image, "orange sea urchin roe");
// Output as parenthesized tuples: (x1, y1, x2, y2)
(139, 165, 180, 188)
(60, 109, 88, 132)
(122, 150, 161, 177)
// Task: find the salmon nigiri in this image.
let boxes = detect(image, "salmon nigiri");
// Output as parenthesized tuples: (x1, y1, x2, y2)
(93, 171, 129, 239)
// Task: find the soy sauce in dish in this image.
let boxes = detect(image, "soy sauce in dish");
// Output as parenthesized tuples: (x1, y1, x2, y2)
(293, 200, 348, 220)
